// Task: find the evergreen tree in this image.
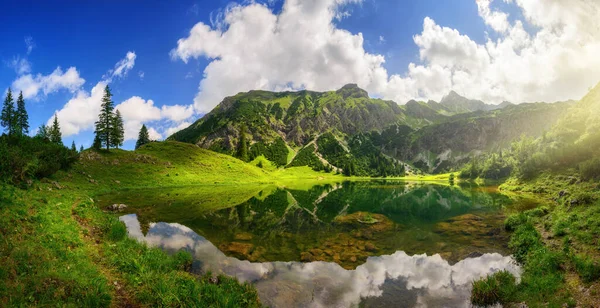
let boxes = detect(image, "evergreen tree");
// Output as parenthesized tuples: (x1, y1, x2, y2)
(237, 123, 249, 161)
(135, 124, 150, 150)
(71, 141, 77, 152)
(35, 125, 49, 141)
(80, 145, 84, 152)
(15, 91, 29, 136)
(110, 110, 124, 149)
(49, 114, 62, 145)
(95, 86, 114, 150)
(92, 134, 102, 151)
(1, 88, 15, 135)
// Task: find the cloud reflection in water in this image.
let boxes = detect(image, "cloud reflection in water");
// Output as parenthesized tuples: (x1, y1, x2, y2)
(120, 214, 520, 308)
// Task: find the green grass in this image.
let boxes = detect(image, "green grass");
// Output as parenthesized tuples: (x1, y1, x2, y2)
(470, 270, 517, 306)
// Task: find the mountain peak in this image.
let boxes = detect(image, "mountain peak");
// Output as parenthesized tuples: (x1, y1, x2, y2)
(441, 90, 465, 103)
(336, 83, 369, 99)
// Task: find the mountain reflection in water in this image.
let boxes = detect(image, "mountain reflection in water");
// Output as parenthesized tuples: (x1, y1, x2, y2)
(121, 214, 520, 308)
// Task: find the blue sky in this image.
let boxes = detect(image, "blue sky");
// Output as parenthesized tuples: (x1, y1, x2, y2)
(1, 0, 599, 150)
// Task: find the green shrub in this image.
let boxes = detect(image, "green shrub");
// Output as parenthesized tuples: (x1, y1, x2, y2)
(172, 250, 193, 271)
(572, 255, 600, 283)
(509, 223, 542, 264)
(552, 218, 569, 237)
(106, 219, 127, 242)
(504, 213, 527, 231)
(524, 206, 549, 218)
(580, 158, 600, 181)
(0, 135, 77, 184)
(470, 270, 517, 306)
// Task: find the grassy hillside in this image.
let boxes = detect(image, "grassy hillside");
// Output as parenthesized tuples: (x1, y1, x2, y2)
(0, 141, 348, 307)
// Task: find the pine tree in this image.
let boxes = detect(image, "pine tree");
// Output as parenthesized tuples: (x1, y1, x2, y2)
(49, 114, 62, 145)
(92, 134, 102, 151)
(95, 86, 115, 151)
(135, 124, 150, 150)
(80, 145, 84, 152)
(1, 88, 15, 135)
(237, 123, 249, 161)
(36, 125, 49, 141)
(71, 141, 77, 152)
(15, 91, 29, 136)
(110, 110, 124, 149)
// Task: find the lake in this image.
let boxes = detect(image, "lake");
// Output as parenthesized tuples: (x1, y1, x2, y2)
(98, 181, 534, 307)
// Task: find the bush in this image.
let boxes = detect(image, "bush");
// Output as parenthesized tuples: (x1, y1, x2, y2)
(580, 158, 600, 181)
(509, 223, 542, 264)
(0, 135, 77, 184)
(552, 218, 569, 237)
(471, 270, 517, 306)
(504, 213, 527, 231)
(572, 255, 600, 283)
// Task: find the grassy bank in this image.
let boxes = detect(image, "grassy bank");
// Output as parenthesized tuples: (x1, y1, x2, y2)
(0, 141, 348, 307)
(471, 171, 600, 307)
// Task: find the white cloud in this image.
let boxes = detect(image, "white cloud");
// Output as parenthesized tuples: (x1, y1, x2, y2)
(476, 0, 510, 33)
(165, 121, 192, 136)
(147, 127, 162, 140)
(13, 67, 85, 100)
(172, 0, 600, 110)
(48, 81, 106, 136)
(104, 51, 137, 82)
(114, 97, 194, 140)
(161, 104, 195, 122)
(138, 71, 145, 79)
(8, 56, 31, 75)
(379, 35, 385, 43)
(115, 96, 162, 140)
(46, 51, 191, 141)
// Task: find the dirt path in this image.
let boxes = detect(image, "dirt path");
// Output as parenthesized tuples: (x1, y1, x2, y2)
(70, 199, 138, 308)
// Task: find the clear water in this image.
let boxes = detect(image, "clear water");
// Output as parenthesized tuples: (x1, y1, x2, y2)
(98, 181, 534, 307)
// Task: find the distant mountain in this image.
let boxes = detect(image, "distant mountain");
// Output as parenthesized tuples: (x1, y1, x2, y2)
(168, 84, 568, 175)
(438, 91, 503, 113)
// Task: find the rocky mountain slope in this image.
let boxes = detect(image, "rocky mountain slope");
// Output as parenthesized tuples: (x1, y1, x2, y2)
(168, 84, 570, 174)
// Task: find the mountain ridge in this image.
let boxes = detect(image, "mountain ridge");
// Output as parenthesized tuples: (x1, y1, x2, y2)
(168, 84, 570, 175)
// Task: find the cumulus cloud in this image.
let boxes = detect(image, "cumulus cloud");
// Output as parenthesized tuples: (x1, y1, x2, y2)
(48, 51, 194, 139)
(165, 121, 192, 136)
(476, 0, 510, 33)
(48, 81, 106, 136)
(172, 0, 600, 111)
(113, 97, 195, 140)
(13, 67, 85, 100)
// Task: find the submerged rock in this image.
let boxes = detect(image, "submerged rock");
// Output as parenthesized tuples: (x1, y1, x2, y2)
(108, 204, 127, 211)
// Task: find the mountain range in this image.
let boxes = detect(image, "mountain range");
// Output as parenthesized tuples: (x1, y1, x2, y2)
(168, 84, 573, 175)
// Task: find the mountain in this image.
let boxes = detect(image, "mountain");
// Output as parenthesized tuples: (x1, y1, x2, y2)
(438, 91, 503, 114)
(169, 84, 569, 175)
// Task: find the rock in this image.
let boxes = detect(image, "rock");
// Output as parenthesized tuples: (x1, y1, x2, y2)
(570, 199, 579, 206)
(559, 190, 568, 197)
(52, 181, 62, 190)
(300, 252, 315, 262)
(350, 256, 357, 263)
(233, 232, 253, 241)
(466, 251, 483, 258)
(364, 243, 378, 252)
(208, 275, 220, 285)
(108, 204, 127, 211)
(219, 242, 254, 258)
(114, 180, 121, 184)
